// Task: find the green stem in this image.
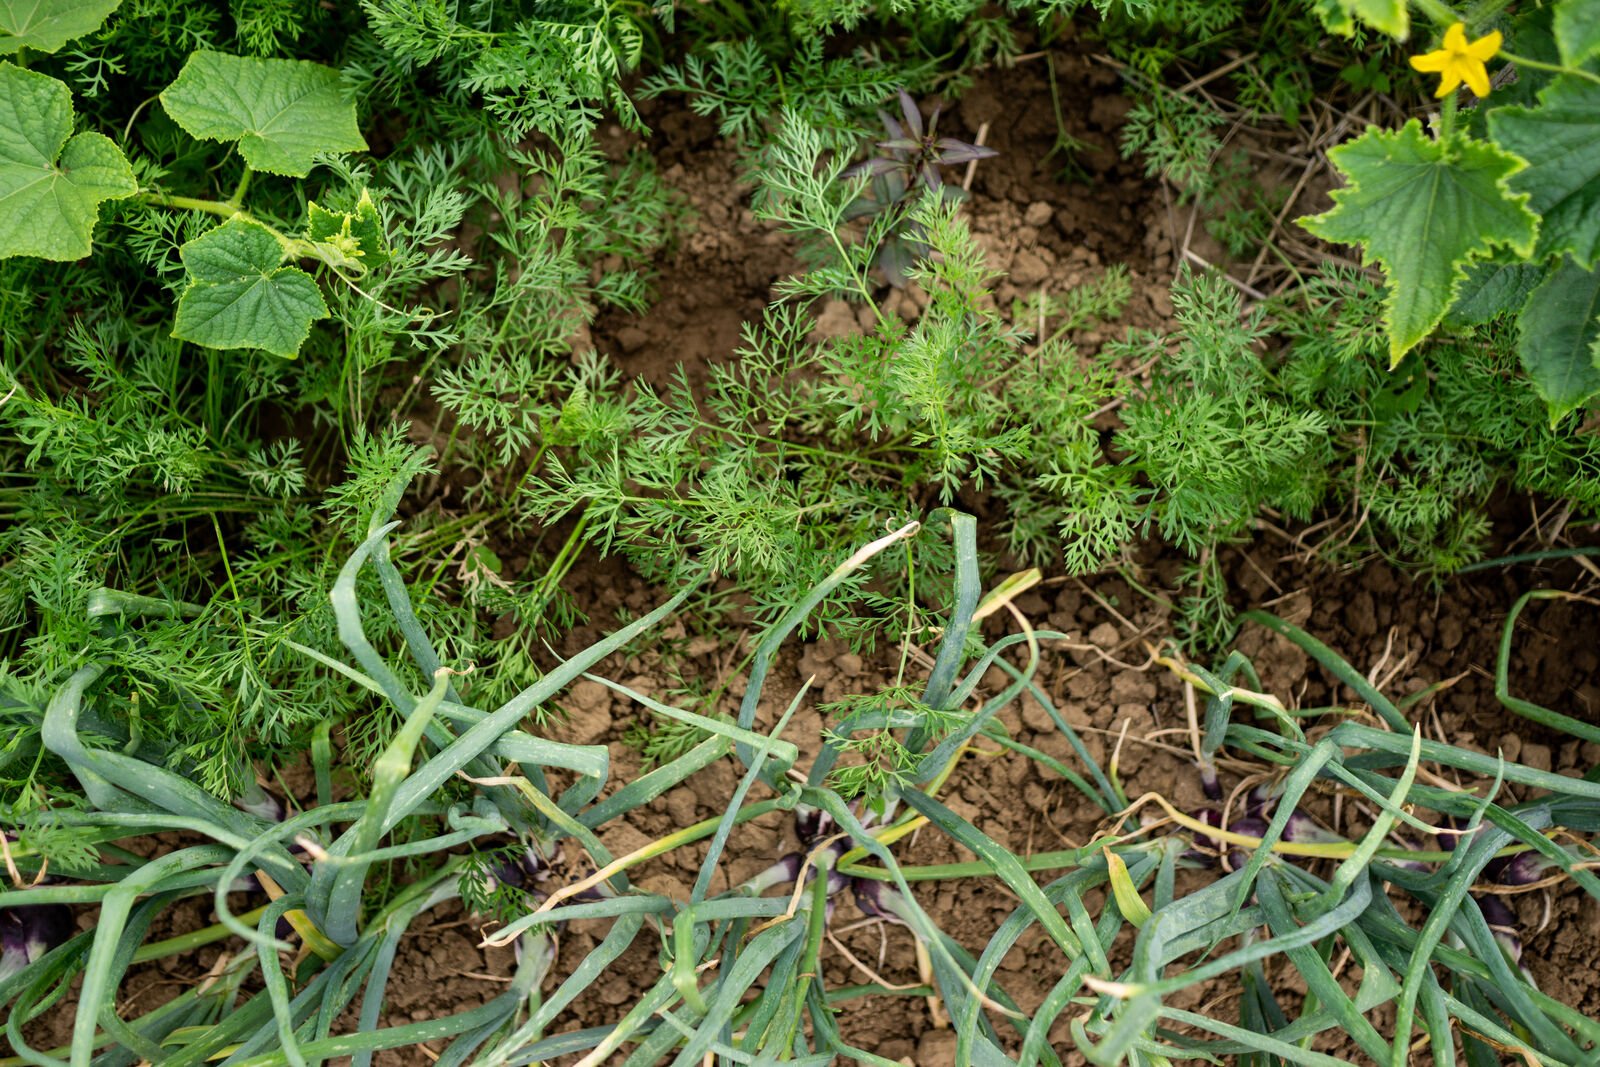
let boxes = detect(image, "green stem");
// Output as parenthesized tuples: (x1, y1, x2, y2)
(1438, 92, 1458, 141)
(228, 165, 254, 210)
(838, 839, 1515, 881)
(1500, 51, 1600, 86)
(140, 192, 245, 219)
(773, 864, 830, 1056)
(585, 798, 791, 878)
(535, 510, 590, 604)
(510, 442, 550, 498)
(1495, 589, 1600, 744)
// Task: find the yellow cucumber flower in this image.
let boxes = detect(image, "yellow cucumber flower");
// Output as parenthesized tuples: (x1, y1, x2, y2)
(1410, 22, 1503, 98)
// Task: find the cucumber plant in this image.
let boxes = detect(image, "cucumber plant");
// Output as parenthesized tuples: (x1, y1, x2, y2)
(2, 10, 384, 358)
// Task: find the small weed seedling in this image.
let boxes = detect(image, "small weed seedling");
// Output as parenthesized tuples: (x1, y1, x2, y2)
(841, 89, 997, 283)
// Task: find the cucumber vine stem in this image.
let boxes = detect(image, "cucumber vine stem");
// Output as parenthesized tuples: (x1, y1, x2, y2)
(228, 166, 254, 211)
(139, 192, 244, 219)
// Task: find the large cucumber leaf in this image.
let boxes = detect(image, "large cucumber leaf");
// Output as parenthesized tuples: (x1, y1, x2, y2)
(1300, 121, 1537, 365)
(1517, 257, 1600, 422)
(0, 63, 134, 260)
(1444, 261, 1544, 327)
(1554, 0, 1600, 65)
(1489, 77, 1600, 269)
(0, 0, 121, 55)
(160, 51, 366, 177)
(172, 218, 328, 358)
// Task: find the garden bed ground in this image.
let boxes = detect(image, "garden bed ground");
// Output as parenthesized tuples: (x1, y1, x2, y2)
(23, 543, 1599, 1064)
(16, 45, 1600, 1067)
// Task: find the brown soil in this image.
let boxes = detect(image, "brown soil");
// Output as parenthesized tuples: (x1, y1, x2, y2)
(17, 44, 1600, 1067)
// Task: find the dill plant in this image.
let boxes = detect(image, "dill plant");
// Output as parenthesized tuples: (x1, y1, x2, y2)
(511, 139, 1140, 634)
(482, 89, 1592, 648)
(1276, 268, 1600, 569)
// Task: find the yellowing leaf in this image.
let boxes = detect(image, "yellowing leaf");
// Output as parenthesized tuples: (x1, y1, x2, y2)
(0, 63, 135, 261)
(1310, 0, 1408, 38)
(0, 0, 121, 55)
(173, 218, 328, 358)
(1103, 846, 1151, 928)
(1299, 121, 1537, 365)
(160, 51, 366, 178)
(306, 189, 389, 272)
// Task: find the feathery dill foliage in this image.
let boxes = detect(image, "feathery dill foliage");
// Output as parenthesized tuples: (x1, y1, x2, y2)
(5, 0, 1600, 1061)
(0, 0, 668, 819)
(466, 93, 1591, 648)
(353, 0, 648, 140)
(3, 411, 451, 811)
(507, 109, 1146, 637)
(1091, 265, 1600, 641)
(1277, 268, 1600, 571)
(428, 138, 673, 505)
(643, 37, 939, 144)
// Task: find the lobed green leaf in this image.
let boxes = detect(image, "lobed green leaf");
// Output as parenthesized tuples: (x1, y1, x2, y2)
(1554, 0, 1600, 66)
(1515, 256, 1600, 421)
(1490, 76, 1600, 271)
(160, 50, 367, 177)
(0, 0, 120, 54)
(0, 63, 134, 260)
(1300, 121, 1538, 365)
(1309, 0, 1407, 37)
(172, 217, 328, 357)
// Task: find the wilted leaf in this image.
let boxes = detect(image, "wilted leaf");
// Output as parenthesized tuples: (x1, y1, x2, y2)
(160, 51, 366, 177)
(0, 63, 135, 260)
(1103, 847, 1151, 928)
(173, 217, 328, 358)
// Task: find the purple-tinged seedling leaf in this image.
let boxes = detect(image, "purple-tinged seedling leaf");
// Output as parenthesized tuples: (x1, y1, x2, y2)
(1224, 815, 1270, 872)
(897, 89, 922, 139)
(851, 877, 904, 923)
(841, 158, 903, 181)
(1246, 782, 1281, 819)
(1281, 811, 1338, 844)
(1485, 849, 1548, 887)
(934, 139, 997, 164)
(1180, 807, 1225, 866)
